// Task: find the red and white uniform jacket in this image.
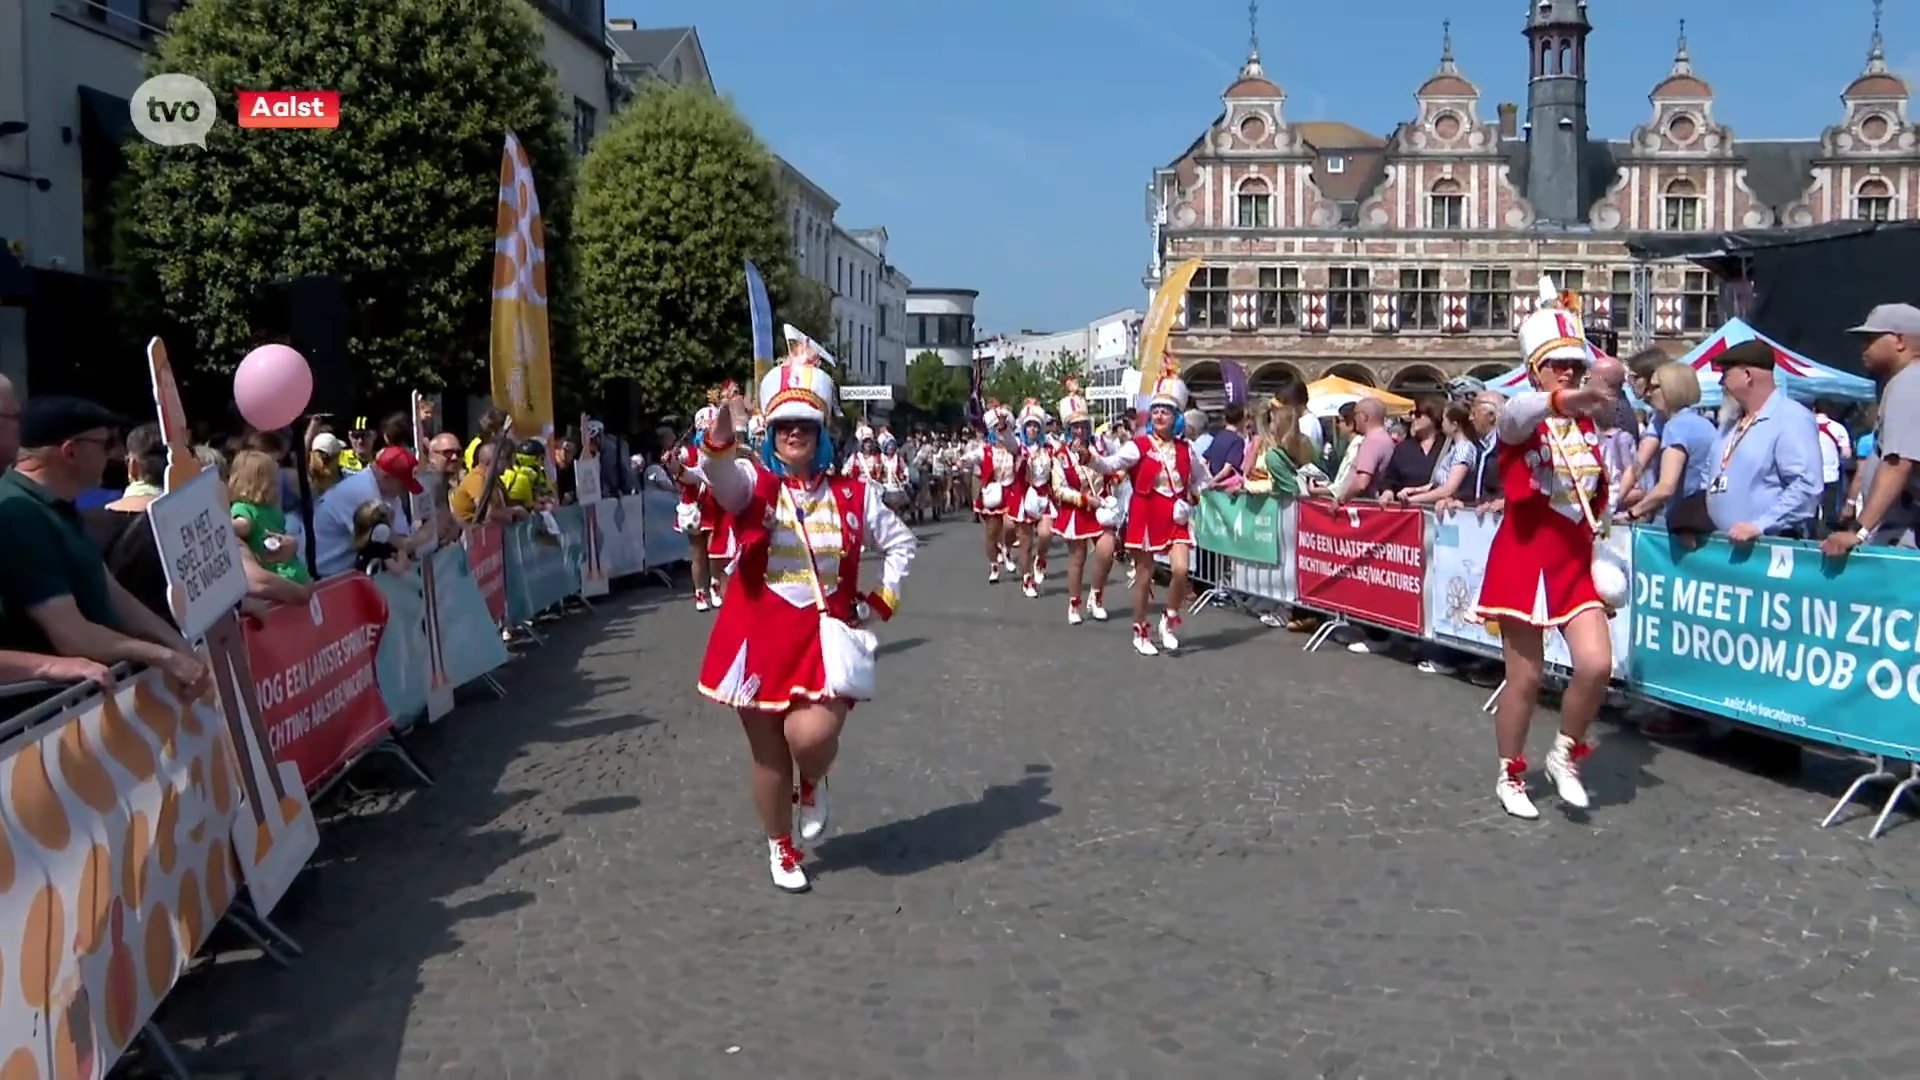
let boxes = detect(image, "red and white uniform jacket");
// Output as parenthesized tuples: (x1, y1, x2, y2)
(973, 440, 1026, 515)
(844, 451, 886, 483)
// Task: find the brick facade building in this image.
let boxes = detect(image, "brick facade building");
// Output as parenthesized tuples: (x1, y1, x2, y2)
(1153, 2, 1917, 400)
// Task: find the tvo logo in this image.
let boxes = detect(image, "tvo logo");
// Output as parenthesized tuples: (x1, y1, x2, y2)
(130, 73, 217, 147)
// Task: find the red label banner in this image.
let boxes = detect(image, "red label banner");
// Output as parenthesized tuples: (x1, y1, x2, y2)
(1293, 499, 1427, 634)
(242, 574, 391, 791)
(466, 521, 507, 624)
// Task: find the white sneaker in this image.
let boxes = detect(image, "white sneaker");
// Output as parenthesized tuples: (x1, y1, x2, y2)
(1067, 599, 1083, 625)
(1132, 623, 1159, 656)
(768, 835, 809, 892)
(989, 567, 1000, 584)
(693, 590, 710, 613)
(1544, 733, 1592, 809)
(710, 588, 723, 608)
(1088, 592, 1109, 621)
(1496, 758, 1539, 819)
(1002, 553, 1018, 572)
(1416, 659, 1456, 675)
(1259, 612, 1285, 627)
(1022, 575, 1038, 599)
(1034, 560, 1047, 584)
(1158, 612, 1182, 651)
(1347, 639, 1380, 655)
(795, 778, 832, 841)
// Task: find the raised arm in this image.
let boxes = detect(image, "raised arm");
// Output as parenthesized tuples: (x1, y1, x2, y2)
(1497, 387, 1614, 444)
(690, 397, 757, 513)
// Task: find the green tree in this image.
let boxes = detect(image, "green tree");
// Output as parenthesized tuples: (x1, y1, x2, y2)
(905, 349, 967, 420)
(117, 0, 575, 398)
(574, 82, 812, 416)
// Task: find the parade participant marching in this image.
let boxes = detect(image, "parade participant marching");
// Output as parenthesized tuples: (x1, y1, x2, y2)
(1011, 399, 1055, 598)
(844, 425, 884, 482)
(877, 432, 911, 516)
(1050, 381, 1117, 624)
(1473, 279, 1619, 820)
(974, 403, 1024, 582)
(675, 386, 739, 611)
(1086, 359, 1209, 655)
(690, 350, 916, 892)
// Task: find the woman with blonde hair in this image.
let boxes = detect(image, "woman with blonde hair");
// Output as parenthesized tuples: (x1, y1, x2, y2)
(1617, 361, 1716, 534)
(1241, 395, 1317, 497)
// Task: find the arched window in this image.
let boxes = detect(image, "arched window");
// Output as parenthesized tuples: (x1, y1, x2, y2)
(1235, 177, 1273, 228)
(1429, 179, 1465, 230)
(1558, 39, 1573, 76)
(1856, 178, 1894, 221)
(1543, 40, 1557, 75)
(1662, 178, 1701, 231)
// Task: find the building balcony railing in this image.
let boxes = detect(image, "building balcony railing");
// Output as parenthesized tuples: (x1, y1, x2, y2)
(54, 0, 178, 46)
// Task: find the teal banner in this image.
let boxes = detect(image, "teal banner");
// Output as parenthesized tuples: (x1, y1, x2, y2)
(505, 509, 583, 623)
(371, 569, 431, 730)
(430, 544, 510, 688)
(1192, 490, 1283, 564)
(1629, 529, 1920, 762)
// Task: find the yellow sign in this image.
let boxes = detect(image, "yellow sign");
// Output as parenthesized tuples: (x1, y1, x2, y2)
(488, 132, 555, 447)
(1136, 257, 1201, 391)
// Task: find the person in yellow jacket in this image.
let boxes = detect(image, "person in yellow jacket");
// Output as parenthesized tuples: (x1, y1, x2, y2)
(501, 438, 553, 510)
(338, 415, 373, 472)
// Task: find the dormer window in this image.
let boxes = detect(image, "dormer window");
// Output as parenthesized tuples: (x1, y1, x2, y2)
(1324, 154, 1346, 174)
(1662, 178, 1701, 231)
(1429, 179, 1465, 230)
(1855, 178, 1894, 221)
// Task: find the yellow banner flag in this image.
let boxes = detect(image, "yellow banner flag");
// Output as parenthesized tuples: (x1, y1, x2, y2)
(1136, 256, 1201, 391)
(488, 132, 554, 445)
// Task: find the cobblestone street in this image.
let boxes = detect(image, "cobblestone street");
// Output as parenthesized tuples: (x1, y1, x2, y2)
(158, 523, 1920, 1079)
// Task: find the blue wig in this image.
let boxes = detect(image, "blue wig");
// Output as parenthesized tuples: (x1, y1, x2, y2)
(1018, 419, 1045, 449)
(757, 420, 836, 477)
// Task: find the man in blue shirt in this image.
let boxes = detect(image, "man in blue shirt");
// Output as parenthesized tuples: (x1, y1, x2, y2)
(1704, 340, 1824, 541)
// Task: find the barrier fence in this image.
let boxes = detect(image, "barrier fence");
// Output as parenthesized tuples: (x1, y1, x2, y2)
(0, 488, 689, 1079)
(1185, 490, 1920, 841)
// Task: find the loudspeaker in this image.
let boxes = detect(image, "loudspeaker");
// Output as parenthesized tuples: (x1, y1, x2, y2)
(251, 275, 353, 419)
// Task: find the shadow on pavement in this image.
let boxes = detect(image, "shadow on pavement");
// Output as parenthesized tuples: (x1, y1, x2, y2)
(811, 763, 1061, 877)
(876, 635, 927, 659)
(152, 589, 666, 1078)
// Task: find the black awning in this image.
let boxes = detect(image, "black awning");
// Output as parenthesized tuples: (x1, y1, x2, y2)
(0, 243, 32, 305)
(77, 86, 132, 150)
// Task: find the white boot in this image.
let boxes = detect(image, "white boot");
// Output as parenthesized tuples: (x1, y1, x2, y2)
(1067, 598, 1083, 625)
(795, 777, 832, 841)
(1088, 590, 1108, 621)
(710, 586, 723, 608)
(1544, 733, 1592, 809)
(1158, 611, 1182, 652)
(1131, 622, 1159, 656)
(1495, 758, 1539, 819)
(693, 589, 710, 613)
(1022, 574, 1038, 599)
(768, 835, 809, 892)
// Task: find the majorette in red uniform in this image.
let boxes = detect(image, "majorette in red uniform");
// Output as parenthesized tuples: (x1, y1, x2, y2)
(1473, 277, 1621, 822)
(1008, 399, 1055, 597)
(843, 424, 882, 481)
(1088, 359, 1210, 656)
(691, 344, 916, 892)
(676, 384, 740, 612)
(1050, 380, 1121, 625)
(974, 402, 1026, 583)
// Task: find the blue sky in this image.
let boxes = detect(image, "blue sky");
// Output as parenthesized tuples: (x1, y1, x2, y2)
(610, 0, 1909, 335)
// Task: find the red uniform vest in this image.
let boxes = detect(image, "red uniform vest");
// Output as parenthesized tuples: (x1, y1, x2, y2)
(1127, 434, 1192, 497)
(731, 465, 867, 619)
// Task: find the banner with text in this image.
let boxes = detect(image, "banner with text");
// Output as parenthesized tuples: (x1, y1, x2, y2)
(464, 521, 507, 624)
(1293, 499, 1426, 634)
(1193, 490, 1283, 564)
(1426, 510, 1633, 678)
(242, 575, 391, 791)
(1629, 531, 1920, 761)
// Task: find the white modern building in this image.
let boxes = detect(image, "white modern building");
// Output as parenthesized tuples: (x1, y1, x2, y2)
(973, 308, 1142, 388)
(774, 156, 837, 289)
(906, 288, 979, 371)
(0, 0, 182, 387)
(530, 0, 613, 157)
(830, 224, 884, 386)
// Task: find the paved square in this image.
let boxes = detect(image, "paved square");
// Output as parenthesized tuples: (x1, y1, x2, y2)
(158, 523, 1920, 1078)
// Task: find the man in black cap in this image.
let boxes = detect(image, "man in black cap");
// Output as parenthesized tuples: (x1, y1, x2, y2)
(0, 396, 208, 693)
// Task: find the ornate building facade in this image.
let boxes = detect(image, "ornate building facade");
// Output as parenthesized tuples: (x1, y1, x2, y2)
(1153, 2, 1919, 399)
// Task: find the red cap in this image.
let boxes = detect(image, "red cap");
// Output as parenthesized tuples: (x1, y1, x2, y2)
(374, 446, 423, 495)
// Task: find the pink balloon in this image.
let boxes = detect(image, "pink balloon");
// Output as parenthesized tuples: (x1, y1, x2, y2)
(233, 344, 314, 430)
